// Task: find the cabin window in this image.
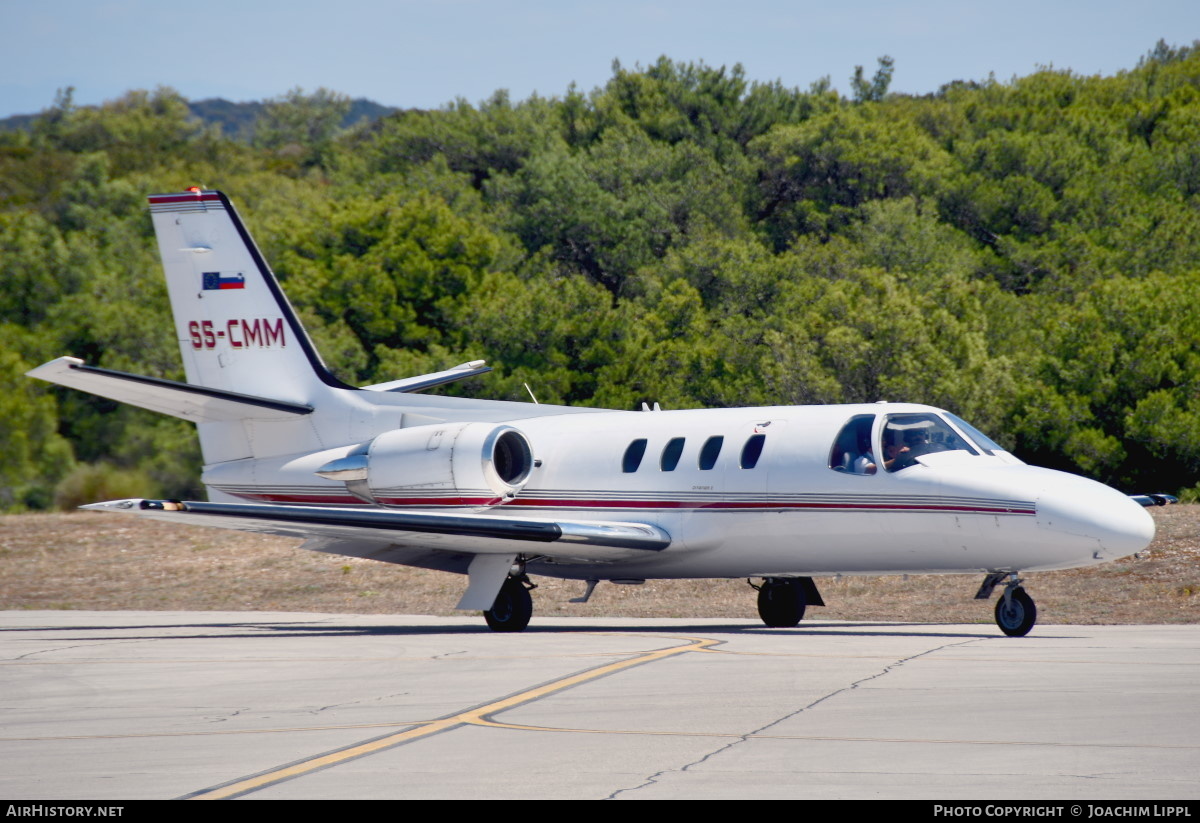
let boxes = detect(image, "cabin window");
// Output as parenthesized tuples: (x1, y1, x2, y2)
(829, 414, 876, 475)
(622, 439, 648, 473)
(740, 434, 766, 469)
(660, 437, 685, 471)
(882, 413, 978, 472)
(699, 436, 723, 470)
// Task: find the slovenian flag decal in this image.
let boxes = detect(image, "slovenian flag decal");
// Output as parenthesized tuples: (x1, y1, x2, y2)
(201, 271, 246, 290)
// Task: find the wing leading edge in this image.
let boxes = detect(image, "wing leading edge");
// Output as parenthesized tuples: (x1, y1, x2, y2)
(83, 499, 672, 562)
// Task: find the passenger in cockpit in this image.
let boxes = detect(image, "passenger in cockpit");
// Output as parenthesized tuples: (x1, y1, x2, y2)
(852, 429, 876, 474)
(830, 414, 877, 475)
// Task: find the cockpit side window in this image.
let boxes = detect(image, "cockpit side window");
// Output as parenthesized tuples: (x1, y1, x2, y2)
(882, 413, 978, 472)
(829, 414, 877, 475)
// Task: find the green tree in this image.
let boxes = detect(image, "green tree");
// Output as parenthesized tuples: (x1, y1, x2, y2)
(751, 106, 953, 247)
(0, 327, 75, 510)
(253, 87, 352, 169)
(851, 56, 895, 103)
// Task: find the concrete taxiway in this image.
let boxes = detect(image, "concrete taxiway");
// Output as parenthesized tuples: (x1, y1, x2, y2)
(1, 611, 1197, 799)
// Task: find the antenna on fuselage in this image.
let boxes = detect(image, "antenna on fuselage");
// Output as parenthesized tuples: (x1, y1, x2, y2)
(524, 383, 539, 404)
(640, 401, 662, 412)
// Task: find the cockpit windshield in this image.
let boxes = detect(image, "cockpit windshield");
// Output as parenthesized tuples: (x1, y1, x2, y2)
(829, 411, 1010, 475)
(882, 413, 977, 472)
(942, 412, 1006, 455)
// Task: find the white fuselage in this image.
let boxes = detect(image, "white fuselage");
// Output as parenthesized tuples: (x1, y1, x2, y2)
(201, 402, 1155, 582)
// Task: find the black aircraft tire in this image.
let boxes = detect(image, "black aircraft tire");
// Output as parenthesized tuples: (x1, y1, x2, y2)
(757, 579, 807, 628)
(484, 579, 533, 632)
(994, 586, 1037, 637)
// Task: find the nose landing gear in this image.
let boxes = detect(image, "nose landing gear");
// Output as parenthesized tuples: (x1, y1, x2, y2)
(750, 577, 824, 628)
(977, 572, 1037, 637)
(752, 578, 807, 627)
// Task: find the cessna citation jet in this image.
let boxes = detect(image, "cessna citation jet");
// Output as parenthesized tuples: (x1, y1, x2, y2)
(28, 189, 1163, 635)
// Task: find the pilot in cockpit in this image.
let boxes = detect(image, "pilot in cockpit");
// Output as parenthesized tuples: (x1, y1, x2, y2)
(884, 427, 931, 471)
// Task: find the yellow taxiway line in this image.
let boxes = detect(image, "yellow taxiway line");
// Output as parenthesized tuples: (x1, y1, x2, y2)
(187, 634, 719, 800)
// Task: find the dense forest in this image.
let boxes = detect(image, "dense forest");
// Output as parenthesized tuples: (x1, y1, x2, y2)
(0, 94, 394, 140)
(4, 44, 1200, 510)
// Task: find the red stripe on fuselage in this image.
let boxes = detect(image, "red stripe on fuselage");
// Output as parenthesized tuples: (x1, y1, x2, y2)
(248, 493, 370, 505)
(223, 491, 1035, 515)
(502, 498, 1034, 514)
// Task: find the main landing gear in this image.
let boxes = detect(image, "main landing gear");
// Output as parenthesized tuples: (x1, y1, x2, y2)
(484, 575, 535, 632)
(977, 572, 1037, 637)
(751, 577, 825, 628)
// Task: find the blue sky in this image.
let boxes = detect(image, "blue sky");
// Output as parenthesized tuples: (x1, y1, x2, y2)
(2, 0, 1198, 118)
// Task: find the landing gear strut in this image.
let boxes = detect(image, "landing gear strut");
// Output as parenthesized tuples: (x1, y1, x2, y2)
(977, 572, 1037, 637)
(752, 578, 807, 628)
(484, 576, 535, 632)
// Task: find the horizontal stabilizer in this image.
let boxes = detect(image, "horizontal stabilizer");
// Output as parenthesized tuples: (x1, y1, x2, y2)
(361, 360, 493, 393)
(82, 499, 672, 562)
(26, 357, 312, 422)
(1130, 493, 1179, 507)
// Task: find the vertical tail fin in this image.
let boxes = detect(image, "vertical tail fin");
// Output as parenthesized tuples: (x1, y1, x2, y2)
(33, 189, 575, 475)
(149, 189, 352, 404)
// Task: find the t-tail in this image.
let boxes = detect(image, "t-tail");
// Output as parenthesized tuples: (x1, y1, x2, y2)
(28, 189, 360, 467)
(149, 189, 351, 404)
(28, 189, 579, 469)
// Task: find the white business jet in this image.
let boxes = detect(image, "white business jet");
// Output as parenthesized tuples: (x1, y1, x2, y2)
(28, 190, 1162, 635)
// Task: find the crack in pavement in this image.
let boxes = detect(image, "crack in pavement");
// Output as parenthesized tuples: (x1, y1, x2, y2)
(607, 636, 989, 799)
(7, 636, 164, 661)
(203, 707, 251, 725)
(310, 692, 412, 714)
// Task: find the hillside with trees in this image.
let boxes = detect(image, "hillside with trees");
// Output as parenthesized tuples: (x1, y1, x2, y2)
(3, 45, 1200, 510)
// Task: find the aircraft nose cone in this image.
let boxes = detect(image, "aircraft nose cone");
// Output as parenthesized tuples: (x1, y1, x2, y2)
(1037, 477, 1156, 558)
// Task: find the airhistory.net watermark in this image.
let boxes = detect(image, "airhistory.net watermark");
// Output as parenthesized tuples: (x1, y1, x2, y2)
(6, 807, 123, 817)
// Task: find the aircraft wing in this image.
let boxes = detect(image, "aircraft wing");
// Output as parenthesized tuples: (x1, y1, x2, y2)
(82, 499, 671, 562)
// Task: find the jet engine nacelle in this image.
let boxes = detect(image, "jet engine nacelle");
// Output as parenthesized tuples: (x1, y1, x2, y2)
(316, 422, 535, 506)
